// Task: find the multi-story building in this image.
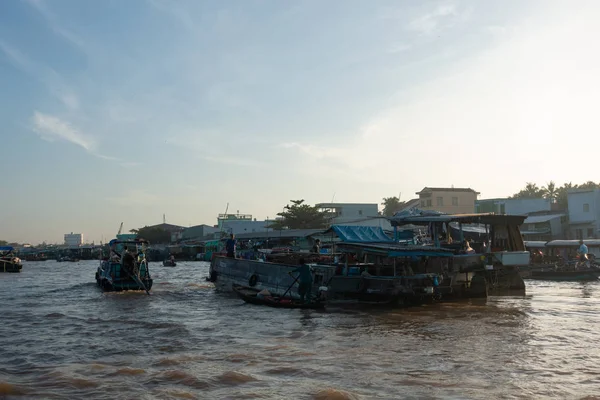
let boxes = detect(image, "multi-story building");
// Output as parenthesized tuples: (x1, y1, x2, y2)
(218, 213, 270, 235)
(520, 212, 568, 241)
(64, 232, 83, 247)
(476, 197, 552, 215)
(315, 203, 379, 224)
(180, 224, 221, 241)
(416, 187, 479, 214)
(567, 188, 600, 239)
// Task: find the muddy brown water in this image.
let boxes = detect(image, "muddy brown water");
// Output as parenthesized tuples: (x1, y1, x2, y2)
(1, 260, 599, 399)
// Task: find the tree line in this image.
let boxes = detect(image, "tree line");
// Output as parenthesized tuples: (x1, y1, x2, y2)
(509, 181, 600, 209)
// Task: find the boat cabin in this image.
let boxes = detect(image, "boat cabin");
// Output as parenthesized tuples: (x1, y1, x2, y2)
(389, 213, 530, 269)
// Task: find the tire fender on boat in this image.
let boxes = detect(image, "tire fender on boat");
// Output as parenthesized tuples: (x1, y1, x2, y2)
(208, 270, 218, 282)
(248, 274, 258, 287)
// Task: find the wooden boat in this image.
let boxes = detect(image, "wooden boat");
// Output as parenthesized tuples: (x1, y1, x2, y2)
(0, 246, 22, 273)
(527, 268, 600, 281)
(232, 284, 325, 309)
(96, 239, 153, 293)
(163, 259, 176, 267)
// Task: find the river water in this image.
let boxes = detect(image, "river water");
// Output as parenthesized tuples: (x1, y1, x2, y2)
(1, 260, 600, 399)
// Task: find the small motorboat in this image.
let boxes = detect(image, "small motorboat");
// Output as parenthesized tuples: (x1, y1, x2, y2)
(96, 239, 153, 293)
(0, 246, 22, 273)
(232, 284, 325, 309)
(163, 259, 176, 267)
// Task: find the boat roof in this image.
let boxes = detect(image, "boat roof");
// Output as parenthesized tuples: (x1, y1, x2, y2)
(0, 246, 14, 251)
(546, 239, 600, 247)
(109, 239, 150, 245)
(336, 242, 454, 257)
(389, 213, 527, 226)
(324, 225, 393, 243)
(524, 241, 548, 248)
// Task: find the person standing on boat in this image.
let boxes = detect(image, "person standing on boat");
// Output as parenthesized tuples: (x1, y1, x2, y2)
(578, 240, 589, 268)
(225, 234, 236, 258)
(289, 257, 314, 303)
(312, 239, 321, 254)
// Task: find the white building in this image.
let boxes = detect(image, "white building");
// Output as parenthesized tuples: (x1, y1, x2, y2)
(567, 188, 600, 239)
(218, 213, 270, 235)
(316, 203, 379, 225)
(476, 197, 552, 215)
(64, 232, 83, 247)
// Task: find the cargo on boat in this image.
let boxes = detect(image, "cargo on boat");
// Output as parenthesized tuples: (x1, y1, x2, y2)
(0, 246, 22, 273)
(96, 239, 153, 292)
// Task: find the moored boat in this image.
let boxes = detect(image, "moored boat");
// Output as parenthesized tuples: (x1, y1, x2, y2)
(163, 258, 176, 267)
(389, 212, 530, 295)
(522, 239, 600, 281)
(96, 239, 153, 293)
(233, 284, 325, 309)
(0, 246, 22, 273)
(527, 268, 600, 281)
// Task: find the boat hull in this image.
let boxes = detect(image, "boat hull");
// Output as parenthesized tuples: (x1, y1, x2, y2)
(209, 256, 440, 307)
(526, 269, 600, 281)
(208, 256, 335, 300)
(0, 259, 22, 273)
(162, 260, 176, 267)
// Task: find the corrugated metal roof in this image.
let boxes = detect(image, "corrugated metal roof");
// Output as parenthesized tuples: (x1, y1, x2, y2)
(233, 229, 324, 240)
(523, 214, 565, 224)
(547, 240, 600, 247)
(325, 226, 393, 243)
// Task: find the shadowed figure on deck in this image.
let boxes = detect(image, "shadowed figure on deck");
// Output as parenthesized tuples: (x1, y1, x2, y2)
(290, 257, 314, 303)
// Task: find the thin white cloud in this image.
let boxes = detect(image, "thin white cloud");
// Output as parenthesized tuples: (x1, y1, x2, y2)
(407, 3, 459, 35)
(387, 43, 412, 54)
(281, 3, 600, 197)
(24, 0, 85, 48)
(0, 40, 79, 110)
(32, 111, 95, 151)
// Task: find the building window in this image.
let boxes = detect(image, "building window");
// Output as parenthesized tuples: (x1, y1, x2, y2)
(583, 203, 590, 212)
(426, 199, 432, 207)
(452, 197, 458, 206)
(576, 229, 583, 240)
(421, 201, 425, 207)
(588, 228, 594, 238)
(436, 197, 443, 206)
(500, 204, 506, 214)
(358, 210, 363, 216)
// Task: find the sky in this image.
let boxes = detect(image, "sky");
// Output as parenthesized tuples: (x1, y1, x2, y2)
(1, 0, 600, 244)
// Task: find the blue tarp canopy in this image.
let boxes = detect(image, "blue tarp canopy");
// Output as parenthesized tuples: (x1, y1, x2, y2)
(328, 226, 393, 243)
(0, 246, 14, 251)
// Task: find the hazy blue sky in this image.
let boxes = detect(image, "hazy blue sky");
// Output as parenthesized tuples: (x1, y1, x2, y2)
(1, 0, 599, 244)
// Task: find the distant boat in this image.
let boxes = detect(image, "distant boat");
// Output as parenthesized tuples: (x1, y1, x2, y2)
(0, 246, 23, 273)
(96, 239, 153, 293)
(163, 259, 176, 267)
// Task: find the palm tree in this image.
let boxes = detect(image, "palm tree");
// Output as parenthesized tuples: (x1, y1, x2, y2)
(541, 181, 558, 201)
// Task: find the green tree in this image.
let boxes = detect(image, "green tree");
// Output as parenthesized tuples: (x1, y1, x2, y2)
(381, 196, 402, 217)
(578, 181, 599, 189)
(135, 226, 171, 244)
(0, 240, 7, 246)
(541, 181, 558, 200)
(268, 200, 328, 229)
(555, 183, 574, 210)
(510, 182, 544, 199)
